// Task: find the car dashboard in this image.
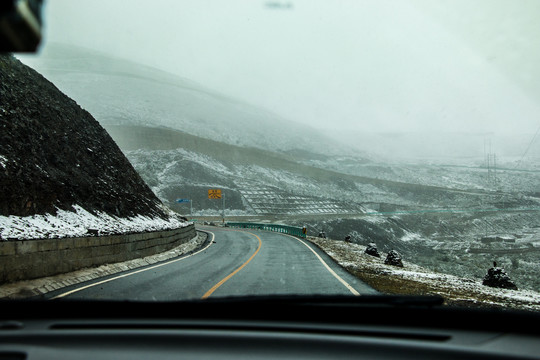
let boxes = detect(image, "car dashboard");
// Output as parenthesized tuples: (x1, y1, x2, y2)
(1, 296, 539, 360)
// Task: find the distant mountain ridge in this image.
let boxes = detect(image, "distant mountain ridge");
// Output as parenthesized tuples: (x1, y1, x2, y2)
(18, 43, 362, 158)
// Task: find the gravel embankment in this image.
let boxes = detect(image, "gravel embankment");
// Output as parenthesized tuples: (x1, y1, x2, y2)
(307, 236, 540, 311)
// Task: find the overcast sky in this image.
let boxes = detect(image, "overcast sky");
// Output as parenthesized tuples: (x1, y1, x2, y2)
(38, 0, 540, 134)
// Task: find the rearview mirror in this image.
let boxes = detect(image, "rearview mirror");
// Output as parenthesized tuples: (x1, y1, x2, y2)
(0, 0, 43, 53)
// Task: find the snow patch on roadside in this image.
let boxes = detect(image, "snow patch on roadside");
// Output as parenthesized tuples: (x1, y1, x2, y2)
(308, 236, 540, 311)
(0, 205, 190, 240)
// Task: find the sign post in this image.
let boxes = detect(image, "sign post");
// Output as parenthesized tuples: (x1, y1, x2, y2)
(208, 189, 224, 223)
(222, 193, 225, 223)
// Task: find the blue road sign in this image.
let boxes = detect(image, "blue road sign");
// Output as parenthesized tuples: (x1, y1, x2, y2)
(176, 199, 190, 203)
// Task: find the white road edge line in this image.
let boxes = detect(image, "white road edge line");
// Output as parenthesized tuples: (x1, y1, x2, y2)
(50, 231, 216, 299)
(284, 234, 360, 296)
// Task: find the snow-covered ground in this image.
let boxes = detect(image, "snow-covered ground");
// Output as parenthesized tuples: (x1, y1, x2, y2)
(308, 236, 540, 311)
(0, 205, 190, 240)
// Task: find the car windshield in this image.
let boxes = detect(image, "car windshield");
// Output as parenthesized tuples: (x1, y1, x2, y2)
(1, 0, 540, 311)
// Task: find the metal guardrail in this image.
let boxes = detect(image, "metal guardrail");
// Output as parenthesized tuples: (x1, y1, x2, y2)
(227, 222, 306, 238)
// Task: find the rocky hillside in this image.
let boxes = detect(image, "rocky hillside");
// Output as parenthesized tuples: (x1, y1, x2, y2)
(0, 54, 166, 219)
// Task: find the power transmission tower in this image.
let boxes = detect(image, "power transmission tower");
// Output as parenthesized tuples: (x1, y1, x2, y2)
(484, 137, 497, 188)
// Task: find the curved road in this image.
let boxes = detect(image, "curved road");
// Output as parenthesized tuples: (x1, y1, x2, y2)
(48, 227, 377, 301)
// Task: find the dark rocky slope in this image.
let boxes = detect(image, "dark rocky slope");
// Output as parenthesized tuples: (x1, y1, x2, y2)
(0, 55, 166, 218)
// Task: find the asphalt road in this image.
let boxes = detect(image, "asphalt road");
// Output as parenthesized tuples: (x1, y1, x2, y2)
(49, 227, 377, 301)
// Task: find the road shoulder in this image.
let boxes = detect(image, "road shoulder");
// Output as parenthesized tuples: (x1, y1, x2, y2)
(0, 231, 209, 299)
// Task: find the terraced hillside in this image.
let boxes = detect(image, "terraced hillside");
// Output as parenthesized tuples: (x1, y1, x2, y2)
(105, 125, 538, 217)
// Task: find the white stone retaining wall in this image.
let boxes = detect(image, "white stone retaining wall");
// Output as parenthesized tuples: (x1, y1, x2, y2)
(0, 224, 196, 283)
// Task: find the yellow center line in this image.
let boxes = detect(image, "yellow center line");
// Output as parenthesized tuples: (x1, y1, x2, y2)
(201, 231, 262, 299)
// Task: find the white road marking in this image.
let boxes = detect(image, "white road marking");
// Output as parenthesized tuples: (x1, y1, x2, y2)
(284, 234, 360, 296)
(50, 232, 215, 299)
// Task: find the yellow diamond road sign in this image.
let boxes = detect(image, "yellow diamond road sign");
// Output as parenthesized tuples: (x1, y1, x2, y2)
(208, 189, 222, 199)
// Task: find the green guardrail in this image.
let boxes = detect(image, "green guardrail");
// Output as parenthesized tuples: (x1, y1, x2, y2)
(227, 222, 306, 238)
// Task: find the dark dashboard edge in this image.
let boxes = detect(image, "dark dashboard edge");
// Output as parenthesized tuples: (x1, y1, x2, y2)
(1, 297, 539, 335)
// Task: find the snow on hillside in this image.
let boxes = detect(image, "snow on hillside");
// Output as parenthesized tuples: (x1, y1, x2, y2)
(125, 147, 365, 215)
(0, 205, 189, 240)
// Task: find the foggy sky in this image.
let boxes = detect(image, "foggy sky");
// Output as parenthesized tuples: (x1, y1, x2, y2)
(37, 0, 540, 134)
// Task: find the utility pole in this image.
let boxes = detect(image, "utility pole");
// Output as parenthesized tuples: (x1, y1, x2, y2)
(488, 139, 492, 186)
(222, 192, 225, 223)
(494, 153, 497, 186)
(484, 137, 498, 188)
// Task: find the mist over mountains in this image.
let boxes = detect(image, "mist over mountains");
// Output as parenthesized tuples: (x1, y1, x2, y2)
(325, 130, 540, 167)
(18, 43, 358, 158)
(19, 43, 540, 168)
